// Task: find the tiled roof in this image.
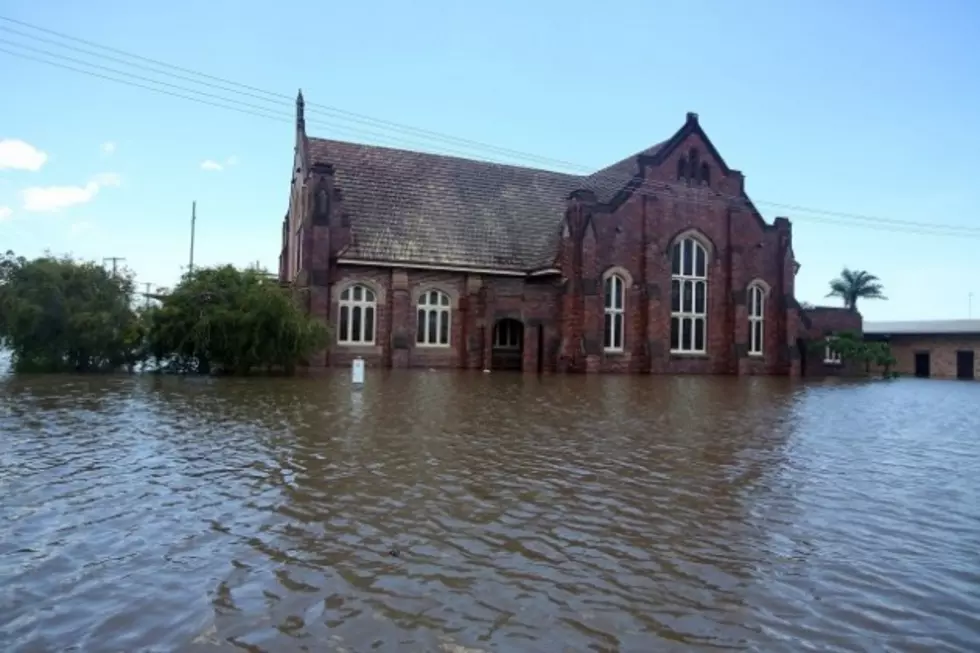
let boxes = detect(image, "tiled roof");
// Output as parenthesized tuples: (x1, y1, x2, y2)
(306, 138, 668, 272)
(863, 320, 980, 335)
(581, 141, 669, 202)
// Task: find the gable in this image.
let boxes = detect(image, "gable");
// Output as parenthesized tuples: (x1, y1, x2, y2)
(641, 112, 733, 176)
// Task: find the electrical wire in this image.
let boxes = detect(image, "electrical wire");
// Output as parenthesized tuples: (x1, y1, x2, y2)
(1, 17, 977, 240)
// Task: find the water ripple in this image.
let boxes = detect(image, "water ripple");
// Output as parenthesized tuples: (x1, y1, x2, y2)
(1, 372, 979, 652)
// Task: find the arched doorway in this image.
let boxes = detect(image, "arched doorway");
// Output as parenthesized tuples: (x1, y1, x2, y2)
(491, 318, 524, 371)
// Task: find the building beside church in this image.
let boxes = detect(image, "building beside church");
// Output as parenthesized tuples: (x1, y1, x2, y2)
(279, 91, 858, 375)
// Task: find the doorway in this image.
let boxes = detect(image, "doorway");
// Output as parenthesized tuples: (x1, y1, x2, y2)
(491, 318, 524, 371)
(914, 351, 930, 378)
(796, 338, 808, 377)
(956, 350, 975, 380)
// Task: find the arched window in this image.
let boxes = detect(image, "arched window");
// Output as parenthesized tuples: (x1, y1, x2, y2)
(670, 235, 708, 354)
(416, 289, 451, 346)
(748, 283, 765, 356)
(688, 148, 700, 181)
(700, 162, 711, 186)
(494, 319, 523, 349)
(603, 274, 626, 352)
(337, 284, 376, 345)
(676, 156, 688, 180)
(316, 188, 329, 216)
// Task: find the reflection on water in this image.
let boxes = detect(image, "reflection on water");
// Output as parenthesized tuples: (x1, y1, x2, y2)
(1, 371, 979, 652)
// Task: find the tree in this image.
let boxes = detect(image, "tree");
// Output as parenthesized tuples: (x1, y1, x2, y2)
(144, 264, 327, 375)
(826, 268, 886, 311)
(0, 250, 142, 372)
(814, 330, 898, 378)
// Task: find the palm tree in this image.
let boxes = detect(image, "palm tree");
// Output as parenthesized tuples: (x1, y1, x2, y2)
(826, 268, 886, 311)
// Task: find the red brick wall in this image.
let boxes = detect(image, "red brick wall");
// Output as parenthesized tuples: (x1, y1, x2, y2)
(799, 306, 864, 377)
(320, 266, 563, 372)
(560, 130, 795, 375)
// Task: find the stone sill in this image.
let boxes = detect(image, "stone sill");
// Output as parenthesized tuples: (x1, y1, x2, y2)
(670, 353, 710, 361)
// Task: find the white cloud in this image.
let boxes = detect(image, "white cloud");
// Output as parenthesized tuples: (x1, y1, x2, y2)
(200, 155, 239, 172)
(21, 173, 122, 213)
(0, 206, 11, 222)
(0, 139, 48, 171)
(101, 141, 116, 156)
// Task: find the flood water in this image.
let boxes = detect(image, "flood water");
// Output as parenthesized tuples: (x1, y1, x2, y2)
(1, 371, 979, 653)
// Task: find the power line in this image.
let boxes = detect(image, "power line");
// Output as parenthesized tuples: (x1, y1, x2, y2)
(103, 256, 125, 277)
(2, 18, 978, 240)
(4, 31, 977, 242)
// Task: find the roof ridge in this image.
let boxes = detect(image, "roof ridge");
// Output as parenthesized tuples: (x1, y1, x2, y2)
(308, 136, 585, 179)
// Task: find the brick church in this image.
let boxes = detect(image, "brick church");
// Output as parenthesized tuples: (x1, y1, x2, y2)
(279, 92, 859, 376)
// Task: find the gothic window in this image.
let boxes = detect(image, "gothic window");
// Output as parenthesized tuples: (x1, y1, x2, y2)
(338, 284, 376, 345)
(676, 156, 688, 180)
(748, 283, 766, 356)
(416, 290, 451, 346)
(700, 162, 711, 186)
(670, 235, 708, 354)
(603, 274, 626, 352)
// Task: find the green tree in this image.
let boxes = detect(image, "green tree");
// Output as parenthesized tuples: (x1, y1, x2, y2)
(814, 330, 898, 378)
(0, 250, 141, 372)
(145, 264, 327, 375)
(826, 268, 887, 311)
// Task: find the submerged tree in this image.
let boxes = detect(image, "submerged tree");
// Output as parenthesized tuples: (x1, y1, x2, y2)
(0, 250, 142, 372)
(817, 330, 898, 378)
(145, 264, 327, 375)
(826, 268, 887, 311)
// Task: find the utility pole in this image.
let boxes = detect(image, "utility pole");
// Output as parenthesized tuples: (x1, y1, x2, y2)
(143, 282, 152, 310)
(189, 200, 197, 273)
(103, 257, 126, 277)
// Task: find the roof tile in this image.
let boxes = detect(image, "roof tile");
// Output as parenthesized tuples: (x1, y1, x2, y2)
(306, 132, 674, 271)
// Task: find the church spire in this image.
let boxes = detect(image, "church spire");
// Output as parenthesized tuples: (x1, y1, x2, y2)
(296, 89, 305, 132)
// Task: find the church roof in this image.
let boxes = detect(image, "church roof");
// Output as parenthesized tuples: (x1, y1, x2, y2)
(305, 112, 720, 272)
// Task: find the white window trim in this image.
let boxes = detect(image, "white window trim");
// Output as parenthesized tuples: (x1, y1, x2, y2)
(824, 336, 842, 365)
(494, 320, 522, 350)
(337, 284, 377, 346)
(670, 236, 709, 355)
(748, 283, 765, 357)
(416, 290, 452, 348)
(603, 274, 626, 353)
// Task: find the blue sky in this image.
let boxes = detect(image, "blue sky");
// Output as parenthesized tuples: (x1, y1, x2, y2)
(1, 0, 978, 320)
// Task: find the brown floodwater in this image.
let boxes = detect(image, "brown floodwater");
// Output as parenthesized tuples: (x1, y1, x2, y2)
(1, 370, 979, 652)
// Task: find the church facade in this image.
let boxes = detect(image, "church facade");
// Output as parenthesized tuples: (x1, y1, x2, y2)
(279, 92, 859, 375)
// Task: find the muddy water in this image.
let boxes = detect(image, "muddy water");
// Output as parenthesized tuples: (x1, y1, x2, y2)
(1, 371, 979, 652)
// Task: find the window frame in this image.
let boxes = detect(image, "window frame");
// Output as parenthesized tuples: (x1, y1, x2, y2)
(416, 289, 452, 347)
(603, 273, 626, 353)
(670, 235, 709, 355)
(824, 336, 843, 365)
(493, 319, 522, 349)
(337, 283, 378, 346)
(747, 283, 766, 357)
